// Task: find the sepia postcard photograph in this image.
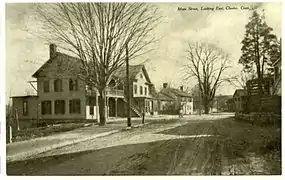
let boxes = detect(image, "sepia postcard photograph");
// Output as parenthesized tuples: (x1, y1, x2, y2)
(3, 0, 282, 176)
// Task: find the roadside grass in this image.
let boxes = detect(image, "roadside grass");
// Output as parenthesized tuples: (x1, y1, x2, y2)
(12, 123, 92, 142)
(215, 118, 281, 174)
(157, 117, 281, 174)
(215, 118, 281, 157)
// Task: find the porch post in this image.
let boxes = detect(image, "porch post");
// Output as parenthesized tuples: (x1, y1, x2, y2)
(106, 97, 109, 119)
(115, 98, 118, 118)
(96, 91, 99, 120)
(144, 98, 147, 113)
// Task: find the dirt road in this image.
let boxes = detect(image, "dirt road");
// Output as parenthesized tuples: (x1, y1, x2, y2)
(7, 116, 281, 175)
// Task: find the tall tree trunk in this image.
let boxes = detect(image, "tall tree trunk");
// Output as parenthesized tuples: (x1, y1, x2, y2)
(256, 62, 264, 113)
(255, 22, 264, 96)
(203, 96, 210, 114)
(99, 89, 107, 126)
(204, 104, 210, 114)
(256, 63, 264, 95)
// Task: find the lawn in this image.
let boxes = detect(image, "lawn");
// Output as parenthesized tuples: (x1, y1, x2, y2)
(11, 123, 92, 143)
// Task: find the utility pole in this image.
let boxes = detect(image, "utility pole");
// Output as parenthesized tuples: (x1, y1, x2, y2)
(126, 43, 132, 127)
(199, 87, 201, 116)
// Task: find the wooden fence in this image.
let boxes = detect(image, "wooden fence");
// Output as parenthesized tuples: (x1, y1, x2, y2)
(246, 95, 281, 114)
(235, 112, 281, 127)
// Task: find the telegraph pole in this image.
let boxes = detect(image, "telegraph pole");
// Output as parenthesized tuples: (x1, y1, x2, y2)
(199, 87, 202, 116)
(126, 43, 132, 127)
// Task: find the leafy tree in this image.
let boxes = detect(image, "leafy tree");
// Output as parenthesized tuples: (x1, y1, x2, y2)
(239, 10, 279, 95)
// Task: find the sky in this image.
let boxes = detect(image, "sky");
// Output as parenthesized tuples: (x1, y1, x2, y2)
(5, 2, 282, 100)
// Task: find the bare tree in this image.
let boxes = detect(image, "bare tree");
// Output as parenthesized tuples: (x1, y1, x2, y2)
(36, 3, 160, 125)
(183, 42, 232, 114)
(231, 70, 255, 91)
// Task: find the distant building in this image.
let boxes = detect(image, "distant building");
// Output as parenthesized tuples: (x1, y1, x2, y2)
(159, 83, 193, 115)
(11, 44, 158, 127)
(233, 89, 247, 112)
(225, 98, 235, 112)
(233, 56, 281, 114)
(212, 95, 233, 112)
(156, 92, 175, 114)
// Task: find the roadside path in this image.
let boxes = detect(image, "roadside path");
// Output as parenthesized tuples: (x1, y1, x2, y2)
(6, 114, 190, 162)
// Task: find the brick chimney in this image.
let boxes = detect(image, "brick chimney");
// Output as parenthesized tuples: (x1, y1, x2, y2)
(163, 83, 168, 88)
(50, 44, 57, 59)
(180, 86, 184, 91)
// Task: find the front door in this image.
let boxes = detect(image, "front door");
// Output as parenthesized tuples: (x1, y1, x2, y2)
(108, 98, 116, 117)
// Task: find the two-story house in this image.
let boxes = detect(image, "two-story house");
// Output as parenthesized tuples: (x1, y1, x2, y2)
(11, 44, 157, 127)
(111, 64, 158, 116)
(159, 83, 193, 115)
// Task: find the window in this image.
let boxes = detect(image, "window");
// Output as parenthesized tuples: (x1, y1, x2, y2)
(54, 79, 63, 92)
(43, 80, 49, 93)
(55, 100, 65, 114)
(69, 79, 78, 91)
(69, 99, 81, 114)
(88, 97, 96, 115)
(90, 106, 94, 115)
(145, 87, 147, 95)
(23, 101, 28, 116)
(134, 85, 137, 94)
(140, 86, 143, 95)
(140, 74, 143, 79)
(41, 101, 51, 115)
(145, 101, 150, 112)
(117, 82, 124, 90)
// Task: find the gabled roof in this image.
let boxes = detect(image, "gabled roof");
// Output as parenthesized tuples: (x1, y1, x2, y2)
(226, 98, 234, 103)
(112, 65, 152, 83)
(160, 88, 192, 98)
(32, 52, 80, 78)
(157, 92, 175, 101)
(32, 52, 151, 84)
(233, 89, 246, 97)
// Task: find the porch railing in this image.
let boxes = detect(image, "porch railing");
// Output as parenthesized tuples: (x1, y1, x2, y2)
(106, 88, 124, 97)
(86, 88, 124, 97)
